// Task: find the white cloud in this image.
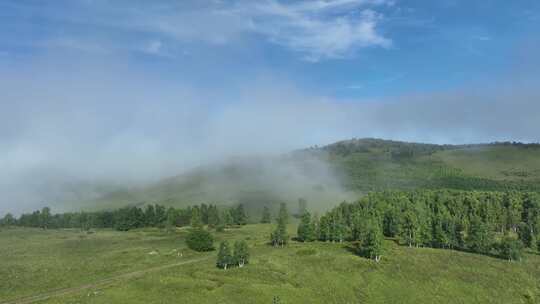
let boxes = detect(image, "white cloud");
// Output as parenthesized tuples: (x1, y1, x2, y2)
(41, 38, 109, 54)
(9, 0, 392, 61)
(242, 0, 392, 61)
(346, 84, 364, 89)
(120, 0, 393, 60)
(145, 40, 162, 54)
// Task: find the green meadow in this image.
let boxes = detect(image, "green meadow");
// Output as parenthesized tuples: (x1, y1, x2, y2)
(2, 225, 539, 304)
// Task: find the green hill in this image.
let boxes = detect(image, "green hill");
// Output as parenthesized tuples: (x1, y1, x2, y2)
(76, 139, 540, 212)
(318, 138, 540, 192)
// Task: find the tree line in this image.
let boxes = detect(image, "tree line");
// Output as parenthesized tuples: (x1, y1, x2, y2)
(296, 190, 540, 261)
(1, 203, 249, 232)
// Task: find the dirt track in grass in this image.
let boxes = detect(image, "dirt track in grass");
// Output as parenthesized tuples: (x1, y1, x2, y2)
(0, 256, 210, 304)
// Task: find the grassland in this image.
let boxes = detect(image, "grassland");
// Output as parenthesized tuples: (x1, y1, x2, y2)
(1, 225, 539, 304)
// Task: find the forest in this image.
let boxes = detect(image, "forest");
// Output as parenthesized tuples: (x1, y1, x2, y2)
(1, 203, 248, 232)
(5, 189, 540, 263)
(304, 190, 540, 261)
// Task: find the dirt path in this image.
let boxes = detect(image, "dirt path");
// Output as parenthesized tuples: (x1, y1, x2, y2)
(0, 256, 210, 304)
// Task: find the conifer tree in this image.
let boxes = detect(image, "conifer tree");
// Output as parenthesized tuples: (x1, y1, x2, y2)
(201, 204, 209, 225)
(311, 213, 320, 240)
(297, 211, 313, 242)
(154, 205, 166, 226)
(223, 209, 234, 226)
(144, 205, 156, 227)
(165, 207, 177, 233)
(297, 198, 307, 217)
(233, 204, 247, 225)
(318, 216, 331, 241)
(261, 206, 271, 224)
(207, 205, 220, 228)
(1, 213, 15, 227)
(271, 203, 289, 247)
(278, 203, 289, 225)
(190, 206, 202, 228)
(40, 207, 51, 230)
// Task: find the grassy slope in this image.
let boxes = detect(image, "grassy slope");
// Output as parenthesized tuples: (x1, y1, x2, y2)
(324, 140, 540, 192)
(2, 225, 539, 304)
(435, 145, 540, 181)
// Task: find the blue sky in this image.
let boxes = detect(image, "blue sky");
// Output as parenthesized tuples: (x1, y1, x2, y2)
(1, 0, 540, 212)
(1, 0, 538, 99)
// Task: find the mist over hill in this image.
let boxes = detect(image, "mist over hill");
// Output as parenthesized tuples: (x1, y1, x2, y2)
(29, 138, 536, 216)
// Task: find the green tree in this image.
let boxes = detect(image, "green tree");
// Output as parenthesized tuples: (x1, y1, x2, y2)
(297, 211, 314, 242)
(278, 203, 289, 225)
(318, 216, 331, 241)
(358, 220, 383, 262)
(517, 222, 535, 248)
(383, 208, 400, 237)
(190, 206, 203, 228)
(1, 213, 15, 227)
(261, 206, 271, 224)
(165, 207, 178, 233)
(154, 205, 166, 227)
(311, 213, 320, 240)
(450, 218, 466, 249)
(40, 207, 52, 229)
(186, 228, 214, 252)
(207, 205, 220, 228)
(144, 205, 156, 227)
(271, 203, 289, 247)
(223, 209, 234, 227)
(297, 198, 307, 217)
(466, 217, 494, 254)
(431, 213, 449, 248)
(503, 192, 522, 232)
(498, 236, 524, 261)
(400, 210, 419, 247)
(201, 204, 209, 225)
(216, 241, 233, 269)
(233, 240, 250, 267)
(233, 204, 247, 225)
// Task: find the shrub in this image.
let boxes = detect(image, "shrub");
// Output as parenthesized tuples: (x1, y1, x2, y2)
(185, 228, 214, 252)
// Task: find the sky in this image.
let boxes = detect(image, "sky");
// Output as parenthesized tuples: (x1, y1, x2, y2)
(1, 0, 540, 213)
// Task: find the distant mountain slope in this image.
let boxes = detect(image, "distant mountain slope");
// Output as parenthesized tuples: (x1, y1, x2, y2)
(316, 138, 540, 192)
(78, 138, 540, 212)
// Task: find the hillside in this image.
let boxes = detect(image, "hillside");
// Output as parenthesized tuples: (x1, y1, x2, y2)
(318, 138, 540, 192)
(73, 139, 540, 213)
